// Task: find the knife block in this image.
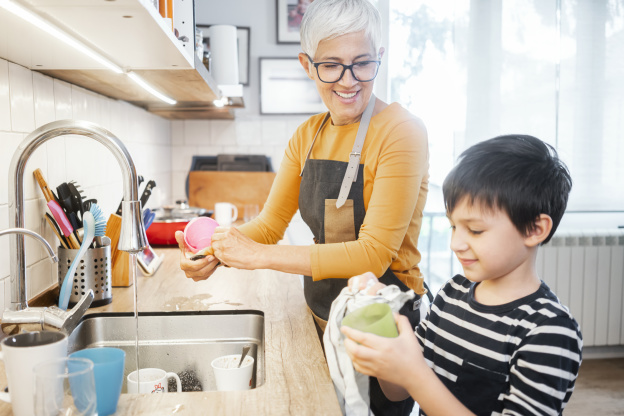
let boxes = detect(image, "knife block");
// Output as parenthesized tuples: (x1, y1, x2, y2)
(106, 214, 132, 287)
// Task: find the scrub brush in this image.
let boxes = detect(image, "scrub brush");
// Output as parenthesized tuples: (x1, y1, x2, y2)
(58, 203, 107, 310)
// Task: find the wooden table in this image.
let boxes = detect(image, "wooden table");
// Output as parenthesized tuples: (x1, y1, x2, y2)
(0, 248, 341, 415)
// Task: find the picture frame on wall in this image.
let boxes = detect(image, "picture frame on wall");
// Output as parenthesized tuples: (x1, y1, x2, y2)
(276, 0, 314, 44)
(197, 25, 250, 86)
(259, 57, 326, 115)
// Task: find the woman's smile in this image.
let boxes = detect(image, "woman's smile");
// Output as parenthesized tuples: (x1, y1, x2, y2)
(334, 90, 359, 101)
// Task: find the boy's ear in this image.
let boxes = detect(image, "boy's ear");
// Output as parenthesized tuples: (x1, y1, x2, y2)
(524, 214, 553, 247)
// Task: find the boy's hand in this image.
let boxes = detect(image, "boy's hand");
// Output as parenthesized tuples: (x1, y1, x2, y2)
(348, 271, 386, 295)
(341, 313, 423, 386)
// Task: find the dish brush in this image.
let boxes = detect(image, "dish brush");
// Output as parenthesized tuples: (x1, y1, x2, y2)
(58, 203, 107, 310)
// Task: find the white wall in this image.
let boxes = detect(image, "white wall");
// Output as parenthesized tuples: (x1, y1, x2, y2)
(0, 58, 172, 310)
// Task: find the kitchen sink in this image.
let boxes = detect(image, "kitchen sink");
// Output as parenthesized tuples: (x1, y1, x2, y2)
(67, 310, 264, 393)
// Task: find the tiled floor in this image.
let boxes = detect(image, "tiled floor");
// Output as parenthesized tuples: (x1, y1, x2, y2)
(565, 358, 624, 415)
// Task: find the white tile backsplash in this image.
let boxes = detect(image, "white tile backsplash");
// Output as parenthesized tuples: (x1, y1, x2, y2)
(33, 72, 56, 128)
(53, 79, 72, 120)
(0, 58, 172, 305)
(184, 120, 211, 145)
(261, 119, 290, 147)
(8, 63, 35, 133)
(171, 120, 184, 145)
(210, 120, 237, 145)
(0, 205, 9, 280)
(0, 60, 11, 131)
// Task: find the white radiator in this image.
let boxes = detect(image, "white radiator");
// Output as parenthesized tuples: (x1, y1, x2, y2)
(537, 229, 624, 347)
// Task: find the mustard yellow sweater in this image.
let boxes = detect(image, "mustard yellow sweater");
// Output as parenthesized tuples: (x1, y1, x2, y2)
(239, 103, 429, 294)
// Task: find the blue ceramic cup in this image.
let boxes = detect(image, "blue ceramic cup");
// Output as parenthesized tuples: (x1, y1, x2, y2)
(70, 347, 125, 416)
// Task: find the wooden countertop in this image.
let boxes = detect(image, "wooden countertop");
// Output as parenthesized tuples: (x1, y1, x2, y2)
(0, 248, 341, 415)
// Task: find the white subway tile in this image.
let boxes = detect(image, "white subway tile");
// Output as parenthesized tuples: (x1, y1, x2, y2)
(98, 96, 113, 131)
(0, 59, 11, 131)
(71, 86, 89, 121)
(195, 145, 223, 158)
(234, 118, 262, 146)
(0, 131, 22, 205)
(33, 72, 55, 128)
(184, 120, 211, 145)
(2, 278, 9, 312)
(0, 205, 9, 279)
(222, 145, 243, 154)
(171, 171, 188, 203)
(261, 119, 289, 146)
(46, 137, 68, 187)
(26, 260, 54, 301)
(210, 120, 237, 145)
(108, 101, 129, 140)
(172, 145, 198, 173)
(171, 120, 184, 145)
(8, 63, 35, 133)
(53, 79, 72, 120)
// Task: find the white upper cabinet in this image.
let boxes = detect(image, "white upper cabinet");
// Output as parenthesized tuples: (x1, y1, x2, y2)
(0, 0, 242, 119)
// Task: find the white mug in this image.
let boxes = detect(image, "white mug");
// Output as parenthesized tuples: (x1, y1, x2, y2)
(214, 202, 238, 226)
(0, 331, 68, 416)
(127, 368, 181, 394)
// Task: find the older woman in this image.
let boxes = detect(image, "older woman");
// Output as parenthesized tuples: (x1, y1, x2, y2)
(176, 1, 428, 413)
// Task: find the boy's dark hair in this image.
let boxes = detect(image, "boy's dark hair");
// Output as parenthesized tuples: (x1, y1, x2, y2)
(443, 135, 572, 244)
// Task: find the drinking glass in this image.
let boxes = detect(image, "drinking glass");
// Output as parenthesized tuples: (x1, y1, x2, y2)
(244, 204, 259, 222)
(34, 357, 97, 416)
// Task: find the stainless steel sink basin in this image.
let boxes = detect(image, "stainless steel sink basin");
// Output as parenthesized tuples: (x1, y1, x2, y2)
(67, 310, 264, 392)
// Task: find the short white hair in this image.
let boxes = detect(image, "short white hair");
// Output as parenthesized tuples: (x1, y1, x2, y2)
(300, 0, 382, 59)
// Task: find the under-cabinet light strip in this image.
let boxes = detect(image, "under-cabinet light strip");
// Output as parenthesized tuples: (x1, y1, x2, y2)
(1, 0, 177, 105)
(127, 72, 177, 105)
(1, 0, 123, 74)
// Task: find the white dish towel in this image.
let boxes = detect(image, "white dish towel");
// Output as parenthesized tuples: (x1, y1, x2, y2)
(323, 282, 416, 415)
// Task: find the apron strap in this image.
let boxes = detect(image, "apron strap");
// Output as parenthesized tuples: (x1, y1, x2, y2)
(300, 113, 331, 177)
(335, 94, 376, 208)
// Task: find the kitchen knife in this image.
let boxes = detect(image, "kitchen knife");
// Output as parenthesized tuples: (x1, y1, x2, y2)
(139, 180, 156, 209)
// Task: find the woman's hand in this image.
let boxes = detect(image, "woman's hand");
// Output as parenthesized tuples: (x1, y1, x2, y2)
(341, 313, 424, 387)
(348, 271, 386, 295)
(175, 231, 220, 282)
(210, 226, 264, 270)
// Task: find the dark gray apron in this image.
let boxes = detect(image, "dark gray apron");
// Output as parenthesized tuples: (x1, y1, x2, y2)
(298, 96, 419, 416)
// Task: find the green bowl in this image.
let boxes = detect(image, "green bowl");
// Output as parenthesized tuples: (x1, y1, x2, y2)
(341, 303, 398, 338)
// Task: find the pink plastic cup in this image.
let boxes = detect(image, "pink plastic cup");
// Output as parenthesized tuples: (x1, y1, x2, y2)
(183, 217, 220, 253)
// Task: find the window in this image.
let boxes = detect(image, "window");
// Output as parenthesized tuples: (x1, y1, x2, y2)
(386, 0, 624, 292)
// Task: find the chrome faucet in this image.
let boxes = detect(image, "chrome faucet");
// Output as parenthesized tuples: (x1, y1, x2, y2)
(0, 228, 94, 335)
(7, 119, 148, 312)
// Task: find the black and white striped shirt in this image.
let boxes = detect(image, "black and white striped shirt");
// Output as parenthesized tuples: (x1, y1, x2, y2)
(416, 275, 582, 416)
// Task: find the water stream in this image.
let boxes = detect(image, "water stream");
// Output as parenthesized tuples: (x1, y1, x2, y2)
(130, 253, 140, 383)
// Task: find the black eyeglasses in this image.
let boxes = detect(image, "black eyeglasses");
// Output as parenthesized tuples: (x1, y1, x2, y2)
(306, 54, 381, 83)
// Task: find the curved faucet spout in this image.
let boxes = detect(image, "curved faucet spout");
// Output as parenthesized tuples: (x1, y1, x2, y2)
(0, 228, 58, 262)
(7, 120, 147, 311)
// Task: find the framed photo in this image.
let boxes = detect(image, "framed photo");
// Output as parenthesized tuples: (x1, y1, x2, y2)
(276, 0, 314, 44)
(197, 25, 250, 86)
(259, 57, 326, 115)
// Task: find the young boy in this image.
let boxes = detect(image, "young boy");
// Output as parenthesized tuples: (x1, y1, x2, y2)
(342, 135, 582, 416)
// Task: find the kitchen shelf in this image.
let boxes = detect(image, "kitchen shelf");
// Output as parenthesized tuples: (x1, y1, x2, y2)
(0, 0, 243, 119)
